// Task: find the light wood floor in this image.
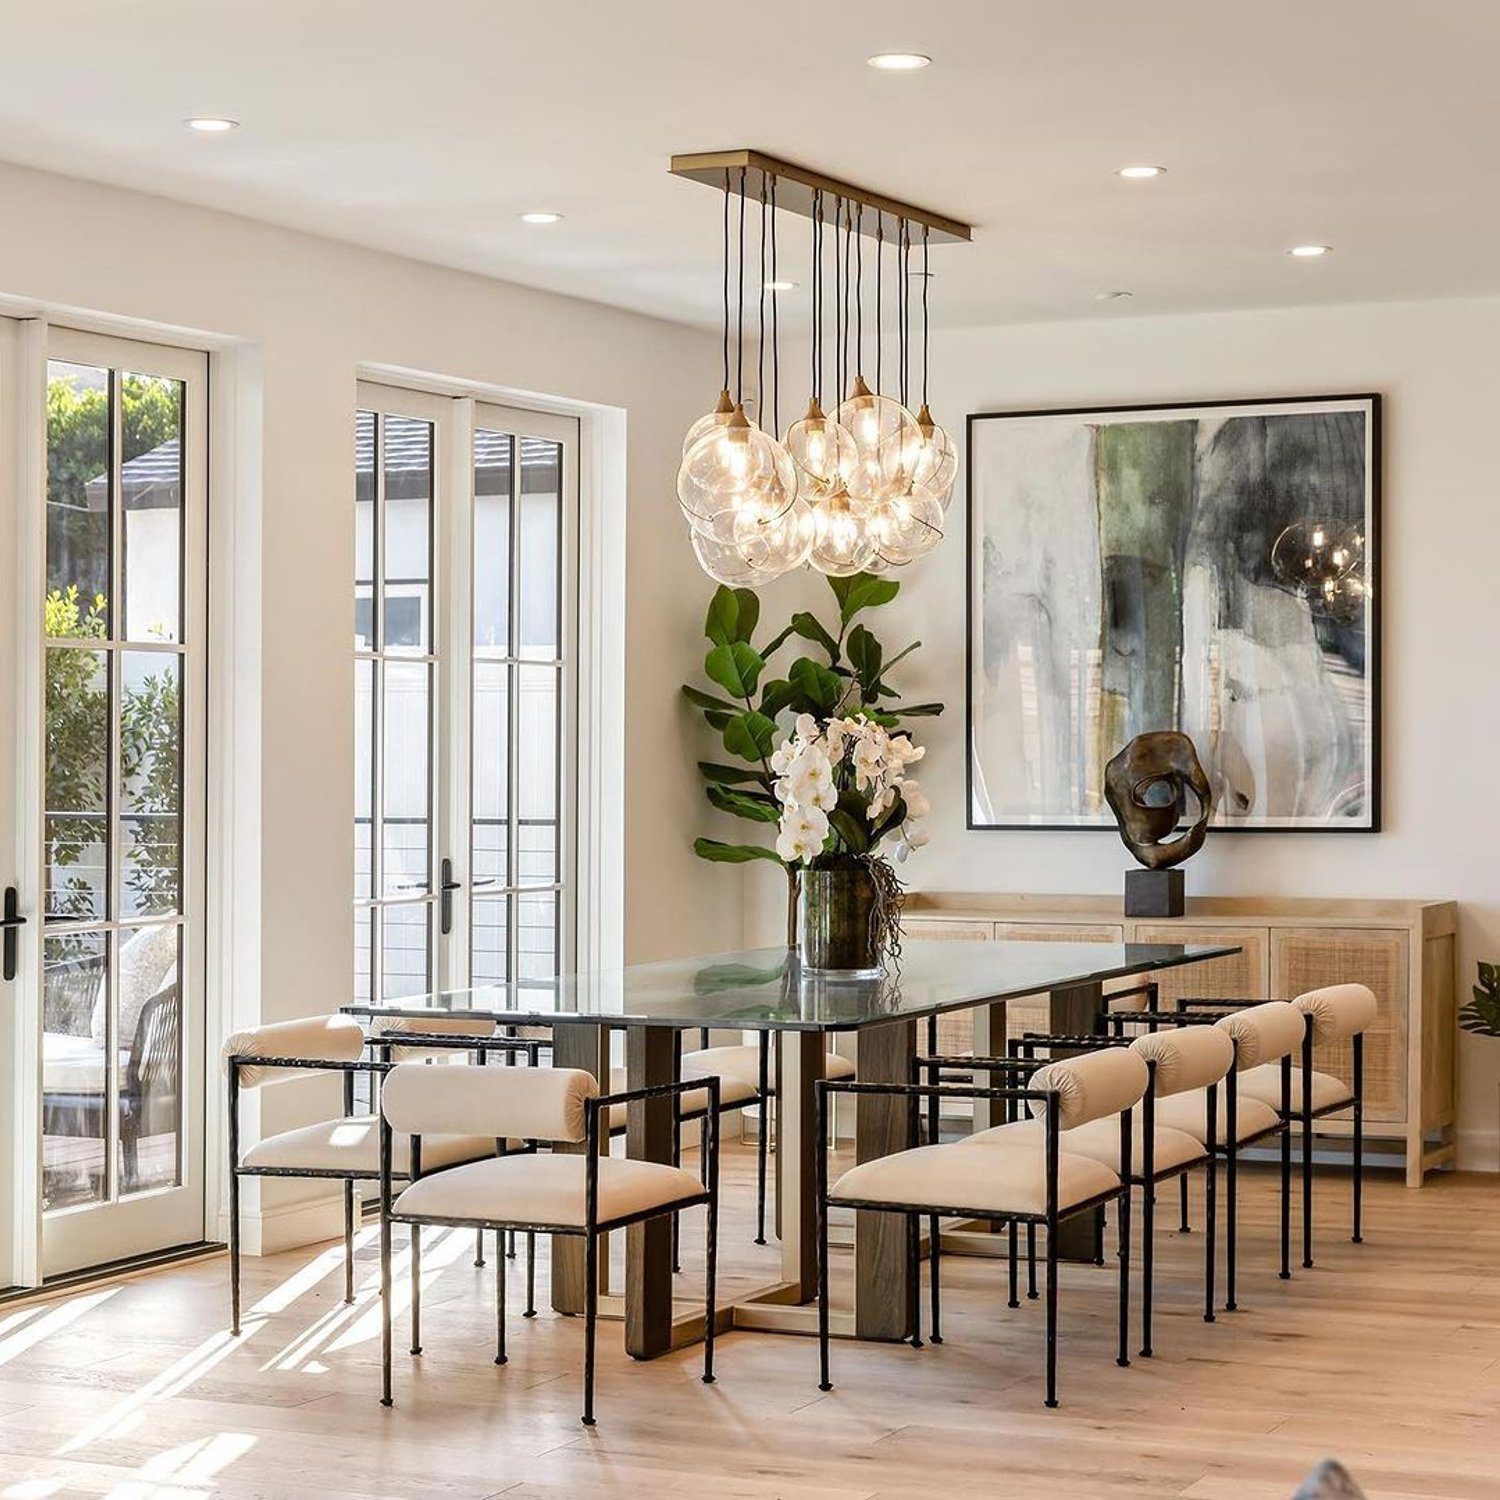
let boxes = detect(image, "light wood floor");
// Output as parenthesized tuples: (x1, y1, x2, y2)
(0, 1143, 1497, 1499)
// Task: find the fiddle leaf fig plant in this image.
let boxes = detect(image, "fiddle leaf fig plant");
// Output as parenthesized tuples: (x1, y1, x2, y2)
(1461, 962, 1500, 1038)
(681, 572, 943, 936)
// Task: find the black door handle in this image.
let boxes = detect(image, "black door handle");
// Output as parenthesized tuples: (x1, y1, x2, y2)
(439, 860, 462, 936)
(1, 887, 25, 983)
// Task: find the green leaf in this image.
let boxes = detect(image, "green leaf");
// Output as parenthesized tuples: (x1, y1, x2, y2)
(829, 808, 871, 854)
(788, 656, 842, 713)
(828, 571, 900, 626)
(869, 792, 907, 841)
(706, 783, 782, 823)
(681, 684, 740, 714)
(697, 760, 770, 787)
(847, 624, 883, 691)
(693, 837, 784, 865)
(704, 709, 733, 732)
(759, 678, 798, 720)
(881, 640, 920, 675)
(892, 701, 945, 717)
(722, 710, 776, 762)
(704, 641, 765, 699)
(761, 622, 798, 657)
(704, 587, 741, 647)
(732, 588, 760, 644)
(789, 610, 840, 664)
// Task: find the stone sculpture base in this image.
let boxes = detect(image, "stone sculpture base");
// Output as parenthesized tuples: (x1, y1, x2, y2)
(1125, 868, 1185, 918)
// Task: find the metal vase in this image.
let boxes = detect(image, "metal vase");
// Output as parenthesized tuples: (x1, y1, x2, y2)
(799, 862, 883, 978)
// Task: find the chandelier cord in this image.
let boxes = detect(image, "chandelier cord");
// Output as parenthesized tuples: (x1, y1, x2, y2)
(898, 221, 908, 409)
(736, 166, 746, 405)
(921, 224, 930, 408)
(757, 176, 767, 428)
(875, 216, 883, 394)
(810, 190, 820, 407)
(720, 170, 730, 394)
(836, 197, 846, 401)
(854, 204, 863, 379)
(770, 173, 780, 439)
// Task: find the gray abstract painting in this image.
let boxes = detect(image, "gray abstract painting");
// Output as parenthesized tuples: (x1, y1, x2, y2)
(967, 396, 1379, 830)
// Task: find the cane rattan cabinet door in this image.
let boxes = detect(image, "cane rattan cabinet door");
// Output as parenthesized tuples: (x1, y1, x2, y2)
(1131, 924, 1270, 1011)
(993, 923, 1126, 1048)
(901, 919, 995, 1055)
(1272, 927, 1409, 1123)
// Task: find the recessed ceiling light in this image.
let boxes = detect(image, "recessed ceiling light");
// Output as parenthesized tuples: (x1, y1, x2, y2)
(185, 117, 238, 133)
(764, 280, 798, 292)
(1288, 243, 1331, 258)
(520, 211, 563, 225)
(867, 52, 931, 71)
(1095, 290, 1134, 301)
(1116, 164, 1165, 179)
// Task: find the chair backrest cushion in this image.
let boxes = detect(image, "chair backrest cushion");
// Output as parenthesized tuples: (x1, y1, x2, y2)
(1293, 984, 1378, 1043)
(1129, 1025, 1234, 1097)
(1214, 1001, 1305, 1070)
(222, 1013, 366, 1090)
(382, 1061, 597, 1143)
(1027, 1047, 1149, 1131)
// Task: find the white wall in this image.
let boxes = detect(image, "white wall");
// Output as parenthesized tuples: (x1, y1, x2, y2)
(758, 296, 1500, 1166)
(0, 159, 730, 1248)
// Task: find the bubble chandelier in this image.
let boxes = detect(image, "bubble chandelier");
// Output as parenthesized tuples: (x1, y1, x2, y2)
(671, 150, 972, 586)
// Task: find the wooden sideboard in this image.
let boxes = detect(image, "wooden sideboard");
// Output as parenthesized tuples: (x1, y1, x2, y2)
(902, 894, 1458, 1186)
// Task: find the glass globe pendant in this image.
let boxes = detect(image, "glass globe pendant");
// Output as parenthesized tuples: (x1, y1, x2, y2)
(734, 495, 815, 578)
(835, 376, 922, 504)
(911, 403, 959, 506)
(682, 388, 736, 456)
(807, 486, 878, 576)
(784, 396, 857, 500)
(869, 485, 945, 567)
(690, 526, 769, 587)
(676, 403, 797, 546)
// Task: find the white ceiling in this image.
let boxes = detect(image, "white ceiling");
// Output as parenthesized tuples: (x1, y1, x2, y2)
(2, 0, 1498, 331)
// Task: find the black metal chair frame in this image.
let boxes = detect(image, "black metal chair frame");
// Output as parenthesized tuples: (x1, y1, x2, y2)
(225, 1032, 539, 1337)
(1175, 999, 1366, 1265)
(815, 1074, 1133, 1410)
(377, 1074, 720, 1427)
(1102, 1006, 1297, 1302)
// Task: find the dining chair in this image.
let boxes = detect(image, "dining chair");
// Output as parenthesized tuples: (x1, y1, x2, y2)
(1228, 984, 1378, 1263)
(815, 1047, 1147, 1407)
(222, 1013, 531, 1335)
(378, 1060, 720, 1426)
(970, 1023, 1233, 1355)
(1112, 1000, 1304, 1303)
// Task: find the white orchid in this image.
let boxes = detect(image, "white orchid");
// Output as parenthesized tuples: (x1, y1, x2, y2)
(769, 711, 932, 867)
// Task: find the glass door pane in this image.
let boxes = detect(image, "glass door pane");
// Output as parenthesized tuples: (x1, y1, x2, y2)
(38, 330, 206, 1277)
(469, 410, 574, 987)
(352, 396, 438, 1007)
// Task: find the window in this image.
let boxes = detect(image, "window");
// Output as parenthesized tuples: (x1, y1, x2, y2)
(354, 389, 576, 1005)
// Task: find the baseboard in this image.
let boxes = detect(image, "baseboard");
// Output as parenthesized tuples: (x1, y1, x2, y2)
(221, 1191, 345, 1257)
(1456, 1127, 1500, 1172)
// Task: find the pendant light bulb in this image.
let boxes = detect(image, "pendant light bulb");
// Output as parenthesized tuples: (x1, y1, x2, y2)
(677, 403, 797, 545)
(911, 403, 959, 506)
(682, 389, 737, 457)
(807, 487, 879, 576)
(835, 375, 922, 505)
(785, 396, 858, 500)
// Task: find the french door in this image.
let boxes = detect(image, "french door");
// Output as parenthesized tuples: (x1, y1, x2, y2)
(2, 324, 207, 1282)
(353, 386, 577, 1010)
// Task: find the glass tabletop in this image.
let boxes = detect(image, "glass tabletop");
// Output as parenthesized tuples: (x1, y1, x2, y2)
(345, 940, 1240, 1033)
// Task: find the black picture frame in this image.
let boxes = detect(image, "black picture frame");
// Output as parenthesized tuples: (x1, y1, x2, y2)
(965, 392, 1382, 834)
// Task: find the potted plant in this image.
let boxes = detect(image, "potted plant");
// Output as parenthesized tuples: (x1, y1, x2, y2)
(682, 571, 942, 974)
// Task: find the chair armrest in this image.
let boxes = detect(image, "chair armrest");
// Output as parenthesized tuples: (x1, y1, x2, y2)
(591, 1076, 720, 1111)
(227, 1054, 393, 1076)
(819, 1078, 1050, 1106)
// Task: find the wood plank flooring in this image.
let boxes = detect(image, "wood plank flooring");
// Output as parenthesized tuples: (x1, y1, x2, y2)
(0, 1142, 1496, 1498)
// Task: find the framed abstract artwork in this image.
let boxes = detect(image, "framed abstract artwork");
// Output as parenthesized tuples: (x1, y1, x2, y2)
(966, 394, 1380, 832)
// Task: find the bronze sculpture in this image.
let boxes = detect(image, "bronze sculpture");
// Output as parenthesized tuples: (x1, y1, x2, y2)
(1103, 731, 1213, 916)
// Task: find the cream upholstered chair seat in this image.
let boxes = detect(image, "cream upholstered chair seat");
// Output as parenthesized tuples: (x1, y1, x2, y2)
(1155, 1090, 1279, 1145)
(832, 1141, 1118, 1217)
(242, 1116, 506, 1175)
(1237, 1063, 1354, 1113)
(392, 1151, 704, 1229)
(681, 1041, 854, 1088)
(604, 1066, 756, 1128)
(960, 1114, 1207, 1175)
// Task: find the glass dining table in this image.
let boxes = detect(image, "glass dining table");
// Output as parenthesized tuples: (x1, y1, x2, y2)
(345, 938, 1239, 1357)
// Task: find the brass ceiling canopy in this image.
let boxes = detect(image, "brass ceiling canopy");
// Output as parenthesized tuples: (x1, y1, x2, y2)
(670, 149, 972, 245)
